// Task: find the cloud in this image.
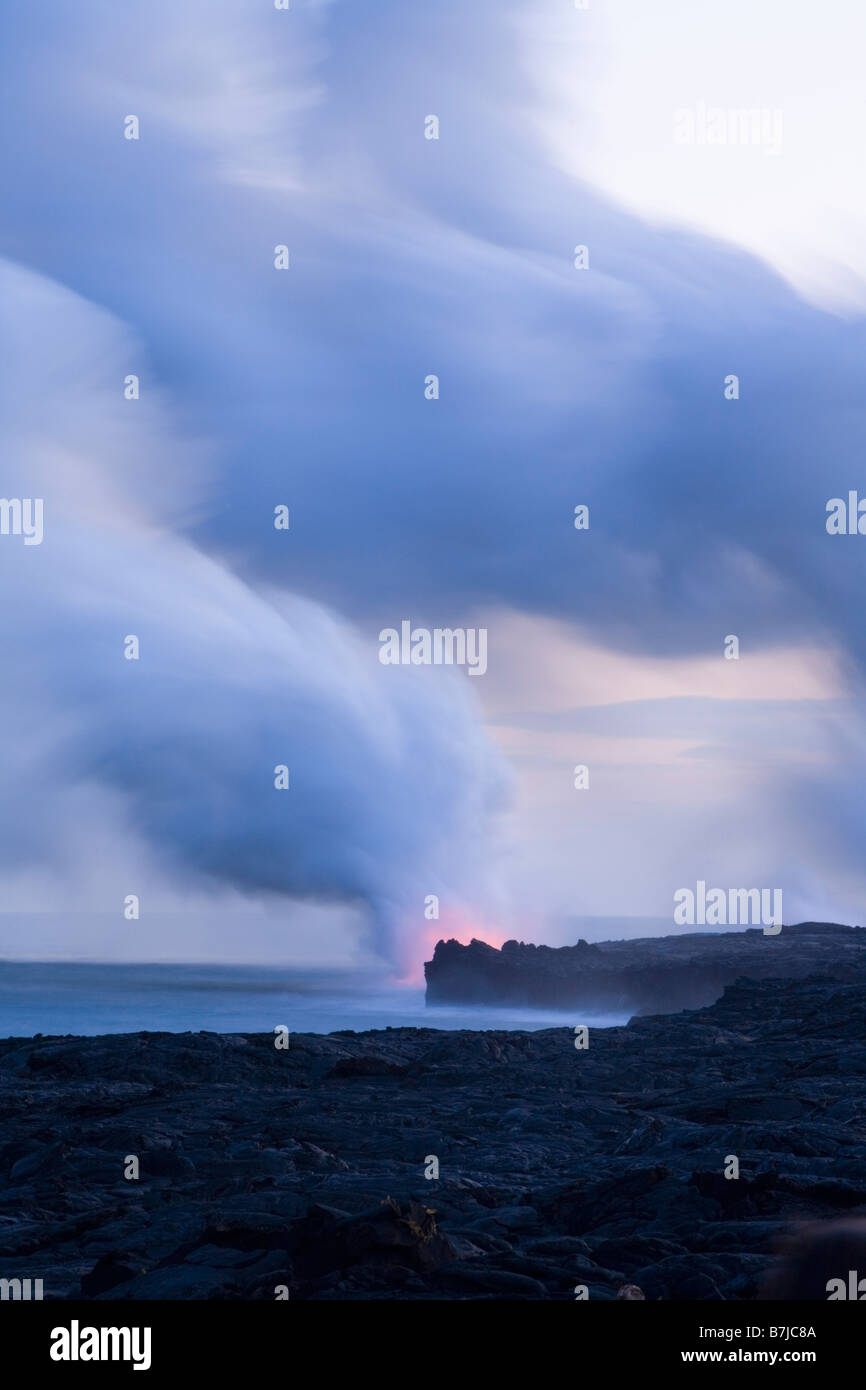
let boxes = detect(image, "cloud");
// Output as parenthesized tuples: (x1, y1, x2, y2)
(6, 0, 866, 667)
(0, 260, 509, 967)
(3, 0, 866, 949)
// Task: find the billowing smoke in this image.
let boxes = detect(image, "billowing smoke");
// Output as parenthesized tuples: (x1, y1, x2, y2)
(6, 0, 865, 666)
(0, 261, 509, 968)
(4, 0, 866, 937)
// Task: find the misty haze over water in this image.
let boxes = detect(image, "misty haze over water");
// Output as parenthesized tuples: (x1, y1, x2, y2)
(0, 961, 628, 1039)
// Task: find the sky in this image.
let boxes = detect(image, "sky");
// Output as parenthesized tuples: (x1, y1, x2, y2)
(1, 0, 865, 970)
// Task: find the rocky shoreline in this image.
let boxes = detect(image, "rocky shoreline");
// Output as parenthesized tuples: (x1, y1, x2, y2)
(2, 950, 865, 1300)
(425, 922, 866, 1014)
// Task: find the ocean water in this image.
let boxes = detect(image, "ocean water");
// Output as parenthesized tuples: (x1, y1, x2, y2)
(0, 961, 628, 1039)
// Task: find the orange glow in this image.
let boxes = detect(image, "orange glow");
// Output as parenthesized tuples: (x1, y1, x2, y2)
(390, 909, 510, 987)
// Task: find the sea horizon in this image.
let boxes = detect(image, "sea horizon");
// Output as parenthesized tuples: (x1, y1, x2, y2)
(0, 958, 629, 1039)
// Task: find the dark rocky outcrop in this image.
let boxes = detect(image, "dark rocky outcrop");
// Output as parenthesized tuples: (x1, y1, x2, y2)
(424, 922, 866, 1014)
(1, 960, 865, 1300)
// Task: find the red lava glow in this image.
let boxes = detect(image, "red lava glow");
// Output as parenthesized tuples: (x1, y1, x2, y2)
(390, 910, 509, 987)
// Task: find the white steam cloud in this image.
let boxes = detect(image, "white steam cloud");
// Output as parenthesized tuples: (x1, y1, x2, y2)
(0, 261, 509, 968)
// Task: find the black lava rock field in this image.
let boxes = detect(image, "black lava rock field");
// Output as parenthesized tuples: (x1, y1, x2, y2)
(2, 959, 865, 1300)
